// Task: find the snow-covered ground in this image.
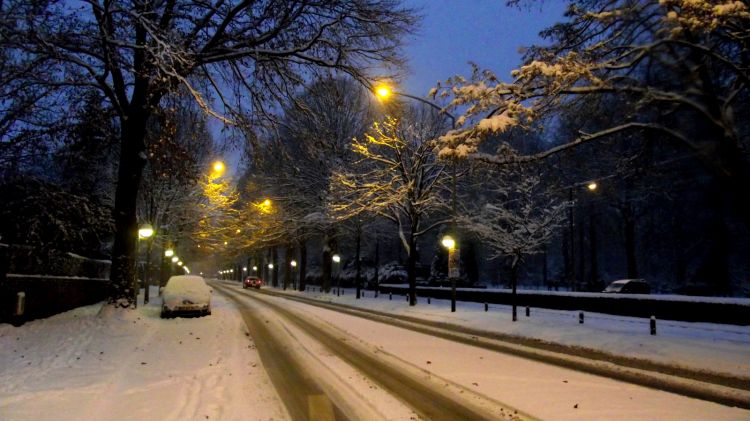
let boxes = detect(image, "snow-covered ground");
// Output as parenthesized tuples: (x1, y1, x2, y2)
(1, 282, 748, 420)
(283, 286, 750, 378)
(0, 287, 287, 421)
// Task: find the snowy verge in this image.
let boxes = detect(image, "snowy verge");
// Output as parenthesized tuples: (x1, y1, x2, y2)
(0, 286, 288, 421)
(263, 285, 750, 380)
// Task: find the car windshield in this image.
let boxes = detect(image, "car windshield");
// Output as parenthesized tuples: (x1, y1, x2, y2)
(604, 282, 626, 292)
(165, 276, 210, 298)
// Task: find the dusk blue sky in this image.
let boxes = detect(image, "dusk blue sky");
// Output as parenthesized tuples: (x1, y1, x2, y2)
(401, 0, 568, 96)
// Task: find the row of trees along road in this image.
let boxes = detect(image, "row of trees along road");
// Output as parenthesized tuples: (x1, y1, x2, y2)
(225, 0, 750, 299)
(2, 1, 748, 303)
(1, 0, 418, 307)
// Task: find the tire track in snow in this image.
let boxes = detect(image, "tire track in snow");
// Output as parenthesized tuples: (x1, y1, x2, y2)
(214, 282, 528, 421)
(214, 283, 349, 421)
(262, 288, 750, 410)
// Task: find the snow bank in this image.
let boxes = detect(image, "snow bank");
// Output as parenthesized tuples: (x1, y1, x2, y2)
(0, 286, 287, 421)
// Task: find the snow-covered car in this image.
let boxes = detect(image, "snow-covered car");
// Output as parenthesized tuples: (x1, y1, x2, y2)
(243, 276, 263, 289)
(161, 275, 212, 318)
(602, 279, 650, 294)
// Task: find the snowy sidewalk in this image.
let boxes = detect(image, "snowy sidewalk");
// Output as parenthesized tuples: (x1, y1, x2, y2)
(0, 288, 288, 421)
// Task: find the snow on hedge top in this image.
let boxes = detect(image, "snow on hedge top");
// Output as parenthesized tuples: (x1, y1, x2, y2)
(163, 275, 211, 304)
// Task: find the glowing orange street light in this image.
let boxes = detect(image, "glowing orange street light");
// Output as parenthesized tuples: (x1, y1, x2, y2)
(375, 85, 391, 99)
(212, 161, 225, 173)
(587, 181, 598, 191)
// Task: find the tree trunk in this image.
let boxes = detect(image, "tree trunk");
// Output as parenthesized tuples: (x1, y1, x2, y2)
(109, 111, 149, 308)
(355, 224, 362, 299)
(373, 233, 379, 297)
(566, 188, 575, 290)
(283, 244, 292, 290)
(272, 246, 279, 287)
(322, 233, 335, 292)
(542, 245, 548, 290)
(672, 206, 687, 287)
(299, 240, 307, 292)
(588, 203, 598, 290)
(577, 211, 585, 291)
(406, 232, 417, 306)
(510, 256, 520, 322)
(623, 204, 638, 279)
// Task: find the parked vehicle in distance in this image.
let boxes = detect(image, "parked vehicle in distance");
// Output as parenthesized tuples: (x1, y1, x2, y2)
(243, 276, 263, 289)
(161, 275, 212, 318)
(603, 279, 651, 294)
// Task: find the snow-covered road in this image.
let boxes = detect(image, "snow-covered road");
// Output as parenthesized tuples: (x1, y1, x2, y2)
(2, 281, 749, 421)
(221, 284, 748, 420)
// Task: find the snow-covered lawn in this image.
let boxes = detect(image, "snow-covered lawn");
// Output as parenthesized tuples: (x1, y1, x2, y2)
(0, 287, 287, 421)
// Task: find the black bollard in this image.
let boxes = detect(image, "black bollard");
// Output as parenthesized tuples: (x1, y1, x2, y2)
(650, 316, 657, 335)
(484, 302, 488, 312)
(579, 311, 584, 324)
(526, 306, 530, 317)
(406, 294, 409, 302)
(389, 292, 392, 301)
(427, 297, 431, 304)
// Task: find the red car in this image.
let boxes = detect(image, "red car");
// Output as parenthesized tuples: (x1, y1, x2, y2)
(243, 276, 263, 289)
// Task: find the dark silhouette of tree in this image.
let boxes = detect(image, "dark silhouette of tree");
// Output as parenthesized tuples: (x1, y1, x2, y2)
(1, 0, 417, 306)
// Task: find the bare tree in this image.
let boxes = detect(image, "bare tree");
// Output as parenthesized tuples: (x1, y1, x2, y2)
(461, 164, 566, 320)
(235, 77, 375, 291)
(435, 0, 750, 229)
(331, 111, 451, 305)
(1, 0, 417, 306)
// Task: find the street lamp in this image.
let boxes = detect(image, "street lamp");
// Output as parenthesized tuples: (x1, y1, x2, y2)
(290, 260, 298, 290)
(164, 249, 174, 258)
(566, 180, 602, 291)
(171, 256, 179, 263)
(332, 254, 341, 296)
(375, 85, 391, 99)
(138, 224, 154, 239)
(252, 265, 258, 272)
(375, 81, 460, 306)
(258, 198, 273, 214)
(212, 160, 225, 175)
(177, 261, 183, 266)
(137, 224, 154, 305)
(442, 235, 459, 312)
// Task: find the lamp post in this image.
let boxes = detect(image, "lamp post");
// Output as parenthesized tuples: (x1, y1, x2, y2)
(332, 254, 341, 296)
(375, 83, 460, 304)
(268, 263, 274, 288)
(161, 248, 174, 293)
(567, 180, 600, 291)
(441, 235, 458, 312)
(211, 160, 225, 177)
(138, 224, 154, 305)
(290, 260, 298, 290)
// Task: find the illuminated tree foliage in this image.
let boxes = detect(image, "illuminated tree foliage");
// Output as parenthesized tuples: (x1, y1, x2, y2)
(331, 112, 450, 305)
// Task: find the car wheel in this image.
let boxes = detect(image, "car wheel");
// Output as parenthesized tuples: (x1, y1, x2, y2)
(160, 310, 170, 319)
